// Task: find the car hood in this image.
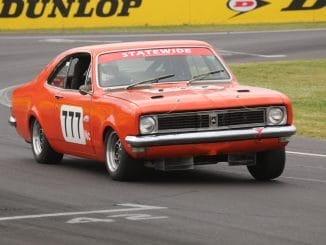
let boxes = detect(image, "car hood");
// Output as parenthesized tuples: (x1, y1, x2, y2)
(105, 84, 286, 114)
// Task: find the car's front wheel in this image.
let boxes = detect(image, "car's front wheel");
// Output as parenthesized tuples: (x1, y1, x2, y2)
(247, 148, 285, 181)
(105, 130, 144, 181)
(31, 119, 63, 164)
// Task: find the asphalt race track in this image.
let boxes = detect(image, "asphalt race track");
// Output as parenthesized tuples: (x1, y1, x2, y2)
(0, 29, 326, 245)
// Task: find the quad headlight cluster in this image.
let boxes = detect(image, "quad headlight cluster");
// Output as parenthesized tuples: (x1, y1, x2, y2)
(266, 106, 287, 126)
(139, 116, 158, 135)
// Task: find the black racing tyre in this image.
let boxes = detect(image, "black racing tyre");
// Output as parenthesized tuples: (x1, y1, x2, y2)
(31, 119, 63, 164)
(247, 148, 286, 181)
(105, 130, 144, 181)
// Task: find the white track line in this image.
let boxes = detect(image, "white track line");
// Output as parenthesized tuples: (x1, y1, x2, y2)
(39, 39, 121, 43)
(0, 28, 325, 40)
(218, 170, 326, 184)
(0, 85, 18, 107)
(286, 151, 326, 158)
(0, 203, 167, 222)
(281, 176, 326, 184)
(291, 164, 326, 170)
(218, 49, 287, 58)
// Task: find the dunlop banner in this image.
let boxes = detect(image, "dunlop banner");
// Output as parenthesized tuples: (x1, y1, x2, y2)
(0, 0, 325, 30)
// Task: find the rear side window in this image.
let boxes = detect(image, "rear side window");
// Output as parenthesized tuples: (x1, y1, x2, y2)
(48, 59, 70, 88)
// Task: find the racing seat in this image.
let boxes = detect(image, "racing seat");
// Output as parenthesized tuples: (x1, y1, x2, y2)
(70, 58, 89, 90)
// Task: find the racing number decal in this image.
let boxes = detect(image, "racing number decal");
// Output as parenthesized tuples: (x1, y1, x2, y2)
(60, 105, 86, 145)
(62, 111, 81, 138)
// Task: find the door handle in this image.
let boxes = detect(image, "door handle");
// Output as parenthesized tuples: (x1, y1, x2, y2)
(55, 95, 64, 100)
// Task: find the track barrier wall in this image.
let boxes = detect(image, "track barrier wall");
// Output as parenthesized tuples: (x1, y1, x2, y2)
(0, 0, 325, 30)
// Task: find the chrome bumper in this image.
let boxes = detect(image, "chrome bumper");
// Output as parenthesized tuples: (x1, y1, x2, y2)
(8, 115, 16, 127)
(125, 125, 296, 147)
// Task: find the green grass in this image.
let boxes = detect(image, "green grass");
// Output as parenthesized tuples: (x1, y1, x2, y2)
(230, 59, 326, 139)
(1, 22, 326, 33)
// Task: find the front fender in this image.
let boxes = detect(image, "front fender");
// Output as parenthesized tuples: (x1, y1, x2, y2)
(91, 97, 140, 160)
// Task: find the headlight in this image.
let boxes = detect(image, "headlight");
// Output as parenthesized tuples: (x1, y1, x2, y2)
(140, 116, 157, 134)
(267, 106, 287, 125)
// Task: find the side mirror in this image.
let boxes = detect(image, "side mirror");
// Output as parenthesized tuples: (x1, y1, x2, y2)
(79, 84, 92, 96)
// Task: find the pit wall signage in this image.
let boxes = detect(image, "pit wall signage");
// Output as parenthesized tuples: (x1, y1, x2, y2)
(1, 0, 325, 30)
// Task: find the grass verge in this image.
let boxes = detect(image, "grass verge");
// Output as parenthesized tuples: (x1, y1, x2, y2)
(1, 22, 326, 33)
(230, 59, 326, 139)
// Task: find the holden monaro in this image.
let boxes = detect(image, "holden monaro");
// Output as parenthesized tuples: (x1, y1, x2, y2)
(9, 40, 296, 181)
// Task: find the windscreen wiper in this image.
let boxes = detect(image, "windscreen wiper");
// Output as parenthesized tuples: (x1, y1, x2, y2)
(126, 74, 175, 90)
(188, 69, 225, 84)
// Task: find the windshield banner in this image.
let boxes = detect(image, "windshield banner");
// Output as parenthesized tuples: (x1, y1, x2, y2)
(98, 47, 214, 63)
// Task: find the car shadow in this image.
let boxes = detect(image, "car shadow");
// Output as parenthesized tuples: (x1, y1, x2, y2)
(55, 157, 285, 186)
(59, 156, 107, 175)
(141, 168, 285, 186)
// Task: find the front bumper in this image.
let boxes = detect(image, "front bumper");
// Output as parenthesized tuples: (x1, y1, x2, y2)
(8, 115, 16, 127)
(125, 125, 296, 147)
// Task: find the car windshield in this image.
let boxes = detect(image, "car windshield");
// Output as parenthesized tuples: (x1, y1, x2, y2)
(98, 47, 230, 88)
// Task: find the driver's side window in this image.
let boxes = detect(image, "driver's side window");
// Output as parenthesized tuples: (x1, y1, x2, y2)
(48, 53, 91, 90)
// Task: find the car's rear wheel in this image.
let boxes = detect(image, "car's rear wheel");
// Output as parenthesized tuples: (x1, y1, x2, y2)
(105, 130, 143, 181)
(247, 148, 285, 181)
(31, 119, 63, 164)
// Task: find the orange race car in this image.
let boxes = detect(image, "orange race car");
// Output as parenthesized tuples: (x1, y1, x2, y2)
(9, 40, 296, 181)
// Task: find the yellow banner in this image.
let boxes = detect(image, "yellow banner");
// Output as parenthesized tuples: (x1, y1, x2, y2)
(1, 0, 325, 30)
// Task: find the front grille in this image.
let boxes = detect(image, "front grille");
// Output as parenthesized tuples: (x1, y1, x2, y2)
(158, 114, 209, 130)
(156, 108, 266, 133)
(218, 110, 265, 127)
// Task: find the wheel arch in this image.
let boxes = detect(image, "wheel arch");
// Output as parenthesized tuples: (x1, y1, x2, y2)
(100, 123, 134, 160)
(27, 115, 36, 142)
(103, 125, 114, 144)
(25, 112, 39, 143)
(27, 111, 50, 144)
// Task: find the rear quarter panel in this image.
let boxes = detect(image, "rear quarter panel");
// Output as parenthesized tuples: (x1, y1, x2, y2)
(11, 83, 35, 141)
(11, 57, 59, 143)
